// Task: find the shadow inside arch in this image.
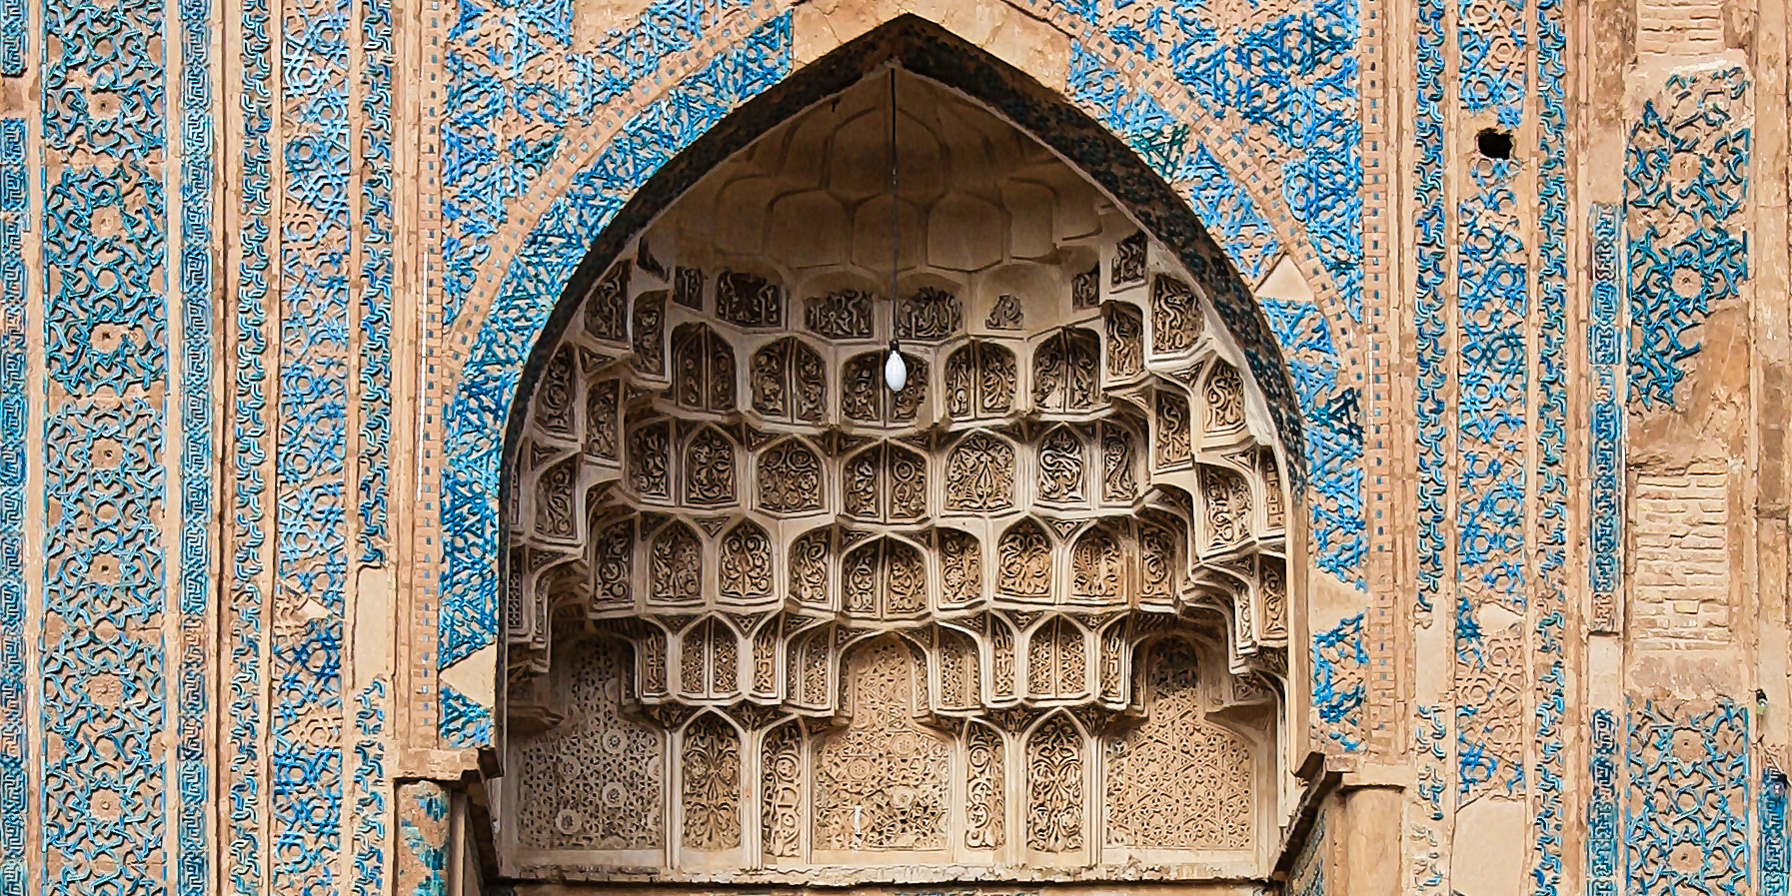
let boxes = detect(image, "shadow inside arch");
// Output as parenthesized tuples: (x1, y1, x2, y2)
(499, 13, 1308, 498)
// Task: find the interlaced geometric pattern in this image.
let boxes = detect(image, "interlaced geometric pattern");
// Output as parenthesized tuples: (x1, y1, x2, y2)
(34, 0, 215, 882)
(1453, 155, 1527, 802)
(437, 15, 794, 672)
(439, 0, 763, 328)
(1055, 0, 1364, 321)
(1624, 701, 1749, 896)
(1624, 67, 1750, 410)
(1260, 298, 1362, 589)
(277, 0, 355, 882)
(1064, 45, 1280, 286)
(1311, 613, 1365, 752)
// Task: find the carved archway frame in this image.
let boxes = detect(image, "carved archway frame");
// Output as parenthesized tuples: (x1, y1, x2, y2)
(420, 6, 1373, 768)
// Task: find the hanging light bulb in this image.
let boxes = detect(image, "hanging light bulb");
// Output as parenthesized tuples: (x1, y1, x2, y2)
(884, 68, 905, 395)
(884, 339, 908, 392)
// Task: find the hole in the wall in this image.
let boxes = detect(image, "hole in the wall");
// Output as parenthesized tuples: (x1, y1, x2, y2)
(1476, 129, 1513, 160)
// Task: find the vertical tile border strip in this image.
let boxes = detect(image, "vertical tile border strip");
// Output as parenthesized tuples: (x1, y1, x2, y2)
(352, 0, 394, 878)
(1412, 0, 1448, 624)
(1531, 0, 1568, 887)
(0, 0, 20, 75)
(1765, 769, 1789, 896)
(228, 0, 275, 876)
(1454, 150, 1530, 800)
(1453, 0, 1529, 803)
(0, 115, 26, 896)
(413, 0, 443, 740)
(1585, 708, 1618, 896)
(1359, 0, 1398, 754)
(40, 0, 173, 882)
(351, 679, 389, 896)
(275, 0, 350, 877)
(176, 0, 215, 876)
(397, 780, 451, 896)
(1410, 0, 1450, 877)
(1587, 202, 1623, 634)
(357, 0, 392, 567)
(1413, 702, 1450, 894)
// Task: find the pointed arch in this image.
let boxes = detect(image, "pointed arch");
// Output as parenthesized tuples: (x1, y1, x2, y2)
(448, 17, 1369, 824)
(678, 711, 745, 851)
(648, 520, 703, 606)
(436, 14, 1350, 678)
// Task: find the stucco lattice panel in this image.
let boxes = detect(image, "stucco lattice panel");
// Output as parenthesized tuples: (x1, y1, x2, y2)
(507, 629, 1266, 880)
(1104, 639, 1254, 850)
(813, 640, 949, 853)
(512, 640, 665, 852)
